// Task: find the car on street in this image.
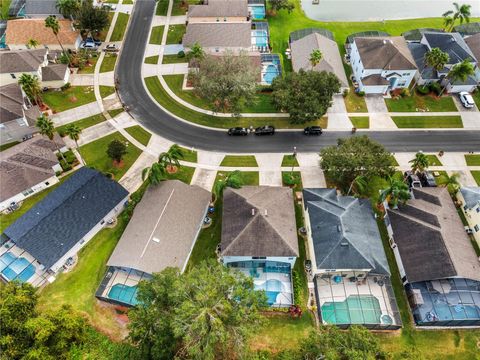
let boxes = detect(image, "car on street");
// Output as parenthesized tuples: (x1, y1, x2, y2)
(459, 92, 475, 108)
(304, 126, 323, 135)
(418, 171, 437, 187)
(255, 125, 275, 135)
(404, 171, 422, 189)
(103, 43, 119, 53)
(227, 127, 248, 136)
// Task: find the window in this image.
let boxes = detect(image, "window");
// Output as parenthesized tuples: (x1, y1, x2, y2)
(398, 81, 406, 87)
(10, 73, 16, 79)
(475, 225, 479, 232)
(223, 17, 227, 21)
(22, 188, 34, 196)
(252, 256, 266, 259)
(216, 17, 219, 22)
(402, 73, 410, 76)
(101, 220, 105, 225)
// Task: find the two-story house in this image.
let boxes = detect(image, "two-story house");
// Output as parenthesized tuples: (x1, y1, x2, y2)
(458, 187, 480, 247)
(348, 36, 418, 94)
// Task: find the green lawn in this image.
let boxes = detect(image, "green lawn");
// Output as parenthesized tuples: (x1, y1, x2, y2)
(43, 86, 96, 113)
(145, 55, 159, 64)
(56, 114, 107, 136)
(100, 85, 116, 99)
(110, 12, 129, 42)
(282, 171, 303, 192)
(178, 146, 198, 163)
(145, 76, 323, 128)
(77, 56, 99, 74)
(216, 171, 259, 186)
(471, 90, 480, 108)
(97, 12, 114, 42)
(124, 125, 151, 146)
(107, 108, 124, 118)
(385, 94, 457, 112)
(163, 75, 278, 113)
(165, 165, 195, 184)
(1, 0, 11, 20)
(166, 24, 186, 44)
(0, 141, 19, 152)
(281, 155, 299, 167)
(155, 0, 169, 15)
(344, 89, 368, 113)
(426, 154, 442, 166)
(99, 54, 117, 73)
(349, 116, 369, 128)
(220, 155, 258, 167)
(465, 154, 480, 166)
(391, 116, 463, 128)
(149, 26, 164, 44)
(472, 171, 480, 186)
(162, 54, 188, 64)
(171, 0, 196, 16)
(78, 132, 142, 179)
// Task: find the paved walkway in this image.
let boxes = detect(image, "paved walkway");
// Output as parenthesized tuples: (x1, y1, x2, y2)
(51, 102, 102, 126)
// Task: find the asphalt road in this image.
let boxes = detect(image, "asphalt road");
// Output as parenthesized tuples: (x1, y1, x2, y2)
(116, 0, 480, 153)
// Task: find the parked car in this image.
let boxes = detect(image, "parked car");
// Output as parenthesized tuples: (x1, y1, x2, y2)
(404, 171, 422, 189)
(459, 92, 475, 108)
(255, 125, 275, 135)
(103, 43, 119, 53)
(102, 3, 116, 10)
(85, 37, 102, 46)
(227, 127, 248, 136)
(304, 126, 323, 135)
(418, 171, 437, 187)
(80, 41, 98, 50)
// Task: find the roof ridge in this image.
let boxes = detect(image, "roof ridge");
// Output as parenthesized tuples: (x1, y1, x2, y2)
(259, 214, 298, 255)
(221, 209, 259, 255)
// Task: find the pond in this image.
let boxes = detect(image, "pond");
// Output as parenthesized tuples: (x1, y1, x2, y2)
(301, 0, 480, 22)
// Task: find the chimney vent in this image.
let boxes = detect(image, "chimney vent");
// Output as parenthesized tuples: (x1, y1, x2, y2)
(264, 209, 268, 216)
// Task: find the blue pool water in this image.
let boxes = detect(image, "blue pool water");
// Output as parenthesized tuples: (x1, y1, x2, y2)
(249, 5, 266, 19)
(252, 30, 268, 47)
(263, 64, 279, 84)
(256, 279, 284, 305)
(108, 284, 139, 306)
(0, 252, 36, 282)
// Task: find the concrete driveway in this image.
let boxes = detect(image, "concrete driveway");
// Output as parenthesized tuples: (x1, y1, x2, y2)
(365, 95, 389, 113)
(452, 94, 479, 112)
(327, 95, 353, 129)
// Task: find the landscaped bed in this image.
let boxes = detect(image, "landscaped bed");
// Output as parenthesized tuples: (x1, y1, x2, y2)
(42, 86, 96, 113)
(124, 125, 152, 146)
(220, 155, 258, 167)
(385, 94, 457, 112)
(391, 116, 463, 128)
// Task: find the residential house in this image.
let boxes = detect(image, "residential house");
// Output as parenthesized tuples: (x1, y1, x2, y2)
(220, 186, 299, 307)
(0, 49, 69, 87)
(302, 188, 401, 329)
(453, 22, 480, 37)
(5, 19, 81, 51)
(187, 0, 250, 24)
(24, 0, 62, 18)
(407, 32, 478, 93)
(0, 168, 129, 287)
(348, 36, 417, 94)
(458, 187, 480, 248)
(0, 83, 41, 145)
(8, 0, 26, 18)
(0, 21, 7, 49)
(465, 33, 480, 83)
(97, 180, 210, 306)
(290, 28, 349, 91)
(385, 187, 480, 326)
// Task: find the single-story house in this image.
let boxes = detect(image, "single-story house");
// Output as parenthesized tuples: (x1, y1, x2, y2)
(457, 187, 480, 248)
(24, 0, 62, 18)
(385, 187, 480, 326)
(408, 32, 478, 93)
(0, 167, 129, 287)
(290, 28, 349, 91)
(465, 33, 480, 83)
(303, 188, 401, 329)
(348, 36, 417, 94)
(220, 186, 299, 307)
(5, 19, 81, 51)
(97, 180, 211, 306)
(0, 83, 41, 145)
(187, 0, 249, 24)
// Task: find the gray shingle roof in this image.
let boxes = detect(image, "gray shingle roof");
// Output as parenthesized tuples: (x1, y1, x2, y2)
(0, 49, 47, 73)
(303, 188, 390, 275)
(387, 187, 480, 283)
(41, 63, 68, 81)
(460, 187, 480, 209)
(24, 0, 60, 16)
(290, 32, 348, 87)
(107, 180, 210, 274)
(221, 186, 299, 257)
(423, 32, 477, 64)
(465, 33, 480, 63)
(355, 36, 417, 70)
(188, 0, 248, 18)
(361, 73, 390, 85)
(3, 168, 128, 269)
(183, 22, 251, 48)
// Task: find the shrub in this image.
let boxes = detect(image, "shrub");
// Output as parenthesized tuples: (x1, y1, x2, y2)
(292, 270, 302, 305)
(61, 82, 71, 91)
(429, 82, 442, 96)
(416, 85, 430, 95)
(342, 88, 349, 98)
(356, 90, 365, 97)
(59, 160, 72, 172)
(177, 50, 185, 58)
(400, 88, 410, 97)
(282, 172, 300, 187)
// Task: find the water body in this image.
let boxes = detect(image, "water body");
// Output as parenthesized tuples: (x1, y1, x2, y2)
(301, 0, 480, 22)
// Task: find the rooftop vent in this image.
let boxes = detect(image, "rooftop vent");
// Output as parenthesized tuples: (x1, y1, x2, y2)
(340, 242, 349, 246)
(251, 208, 255, 216)
(152, 237, 160, 243)
(337, 225, 342, 232)
(264, 209, 268, 217)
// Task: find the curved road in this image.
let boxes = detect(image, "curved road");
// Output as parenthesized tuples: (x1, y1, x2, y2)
(116, 0, 480, 153)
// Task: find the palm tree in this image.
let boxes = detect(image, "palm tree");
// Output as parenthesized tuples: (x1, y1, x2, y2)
(409, 152, 429, 174)
(188, 42, 205, 63)
(159, 144, 184, 172)
(56, 0, 80, 19)
(346, 175, 367, 196)
(45, 15, 69, 64)
(18, 74, 42, 105)
(64, 123, 82, 149)
(440, 59, 475, 95)
(213, 170, 243, 202)
(443, 3, 471, 31)
(412, 48, 449, 89)
(442, 15, 455, 31)
(437, 172, 460, 194)
(379, 176, 410, 209)
(142, 162, 167, 186)
(309, 49, 323, 70)
(36, 115, 67, 162)
(27, 38, 39, 49)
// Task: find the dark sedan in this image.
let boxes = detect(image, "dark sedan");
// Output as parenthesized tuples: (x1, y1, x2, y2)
(304, 126, 323, 135)
(228, 127, 248, 136)
(255, 125, 275, 135)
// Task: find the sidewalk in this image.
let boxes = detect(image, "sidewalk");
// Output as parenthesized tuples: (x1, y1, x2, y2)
(51, 102, 102, 126)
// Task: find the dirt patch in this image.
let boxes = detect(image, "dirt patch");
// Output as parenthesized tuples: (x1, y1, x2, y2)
(113, 160, 125, 168)
(166, 165, 178, 174)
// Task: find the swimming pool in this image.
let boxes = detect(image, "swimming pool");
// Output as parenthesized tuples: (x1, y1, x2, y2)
(249, 5, 266, 19)
(256, 279, 284, 305)
(108, 283, 139, 306)
(0, 252, 36, 282)
(262, 64, 279, 84)
(252, 30, 268, 48)
(321, 295, 383, 325)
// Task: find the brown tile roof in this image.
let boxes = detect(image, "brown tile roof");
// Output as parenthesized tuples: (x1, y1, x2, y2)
(0, 49, 47, 73)
(188, 0, 248, 18)
(183, 22, 251, 48)
(355, 36, 417, 70)
(41, 63, 68, 81)
(5, 19, 80, 46)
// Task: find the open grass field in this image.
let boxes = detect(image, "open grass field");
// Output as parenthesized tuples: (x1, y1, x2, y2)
(110, 13, 129, 42)
(220, 155, 258, 167)
(385, 94, 457, 112)
(281, 154, 299, 167)
(43, 86, 96, 113)
(465, 154, 480, 166)
(56, 114, 107, 136)
(391, 116, 463, 128)
(124, 125, 152, 146)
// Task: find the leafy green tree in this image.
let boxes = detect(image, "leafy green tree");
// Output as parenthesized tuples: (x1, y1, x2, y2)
(443, 14, 455, 31)
(27, 38, 39, 49)
(18, 73, 42, 105)
(106, 139, 127, 164)
(214, 170, 243, 201)
(409, 152, 429, 173)
(56, 0, 80, 19)
(36, 115, 66, 162)
(309, 49, 323, 69)
(142, 162, 167, 185)
(64, 123, 82, 149)
(189, 51, 258, 114)
(441, 59, 475, 95)
(45, 15, 68, 63)
(346, 175, 368, 196)
(413, 47, 449, 88)
(320, 136, 395, 193)
(437, 172, 460, 194)
(269, 0, 294, 13)
(442, 2, 471, 31)
(187, 42, 205, 65)
(272, 69, 340, 123)
(159, 144, 184, 171)
(380, 175, 410, 209)
(129, 262, 267, 360)
(77, 1, 110, 38)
